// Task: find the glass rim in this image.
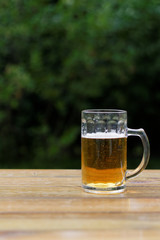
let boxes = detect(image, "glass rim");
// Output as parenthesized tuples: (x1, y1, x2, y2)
(82, 109, 127, 114)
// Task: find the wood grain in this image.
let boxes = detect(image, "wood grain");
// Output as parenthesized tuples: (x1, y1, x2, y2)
(0, 170, 160, 239)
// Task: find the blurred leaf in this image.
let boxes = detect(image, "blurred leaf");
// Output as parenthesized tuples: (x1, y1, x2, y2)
(0, 0, 159, 169)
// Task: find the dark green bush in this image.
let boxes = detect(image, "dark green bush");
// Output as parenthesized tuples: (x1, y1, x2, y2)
(0, 0, 159, 168)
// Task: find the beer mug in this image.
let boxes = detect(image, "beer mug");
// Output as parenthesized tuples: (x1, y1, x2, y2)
(81, 109, 150, 194)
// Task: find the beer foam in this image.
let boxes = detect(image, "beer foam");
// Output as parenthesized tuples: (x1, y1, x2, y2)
(82, 132, 126, 139)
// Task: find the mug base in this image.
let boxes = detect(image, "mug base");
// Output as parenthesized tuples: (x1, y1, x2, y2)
(82, 184, 126, 194)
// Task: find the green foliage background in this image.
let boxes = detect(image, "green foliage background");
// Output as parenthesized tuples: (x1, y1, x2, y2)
(0, 0, 159, 169)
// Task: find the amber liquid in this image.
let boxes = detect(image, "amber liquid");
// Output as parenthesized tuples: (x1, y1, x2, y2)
(81, 133, 127, 189)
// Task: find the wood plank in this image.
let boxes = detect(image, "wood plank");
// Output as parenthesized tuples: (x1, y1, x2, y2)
(0, 169, 158, 178)
(0, 198, 160, 213)
(0, 230, 160, 240)
(0, 169, 80, 177)
(0, 185, 160, 198)
(0, 212, 159, 229)
(0, 170, 159, 239)
(0, 170, 159, 199)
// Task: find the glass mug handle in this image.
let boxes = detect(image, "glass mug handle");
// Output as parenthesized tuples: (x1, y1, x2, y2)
(126, 128, 150, 180)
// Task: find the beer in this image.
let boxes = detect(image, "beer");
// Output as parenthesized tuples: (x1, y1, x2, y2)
(81, 109, 150, 194)
(81, 132, 127, 189)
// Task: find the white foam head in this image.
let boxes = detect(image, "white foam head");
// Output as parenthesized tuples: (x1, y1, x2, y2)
(82, 132, 126, 139)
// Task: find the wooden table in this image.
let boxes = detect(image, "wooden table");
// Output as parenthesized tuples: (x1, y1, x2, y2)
(0, 170, 160, 239)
